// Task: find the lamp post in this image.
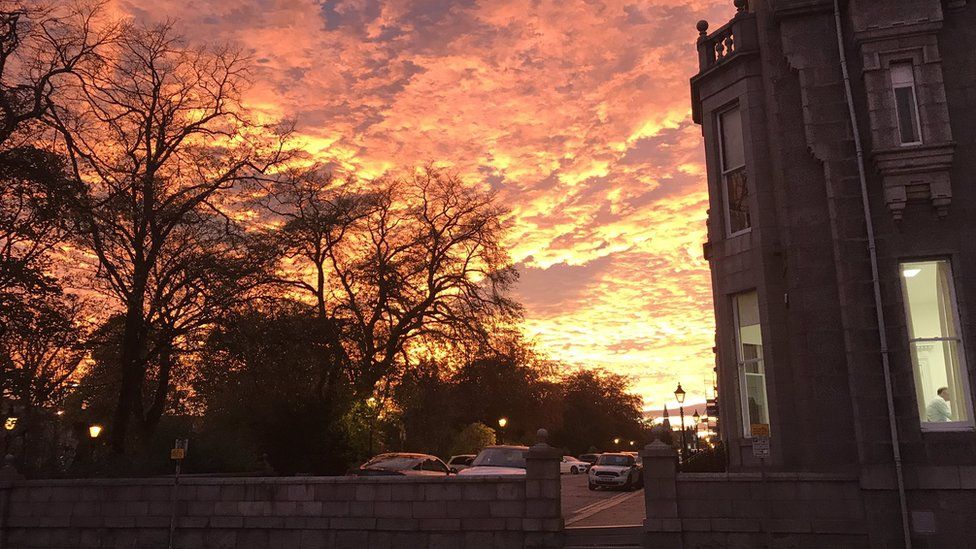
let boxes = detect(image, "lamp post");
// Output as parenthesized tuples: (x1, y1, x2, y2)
(613, 437, 621, 450)
(366, 398, 378, 457)
(88, 424, 103, 439)
(674, 383, 686, 463)
(497, 417, 508, 444)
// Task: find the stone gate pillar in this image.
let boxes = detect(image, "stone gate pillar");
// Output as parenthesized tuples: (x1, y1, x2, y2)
(524, 429, 563, 548)
(642, 439, 683, 549)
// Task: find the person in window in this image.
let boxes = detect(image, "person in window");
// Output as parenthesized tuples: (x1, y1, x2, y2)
(925, 387, 952, 422)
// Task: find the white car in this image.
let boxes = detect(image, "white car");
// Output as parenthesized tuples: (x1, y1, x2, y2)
(457, 445, 529, 476)
(560, 456, 590, 474)
(587, 453, 642, 490)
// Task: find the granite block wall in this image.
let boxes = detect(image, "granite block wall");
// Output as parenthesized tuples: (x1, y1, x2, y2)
(0, 473, 561, 549)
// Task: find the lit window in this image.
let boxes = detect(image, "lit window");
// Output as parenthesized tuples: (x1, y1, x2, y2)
(734, 291, 768, 434)
(719, 107, 750, 236)
(900, 260, 973, 429)
(890, 63, 922, 145)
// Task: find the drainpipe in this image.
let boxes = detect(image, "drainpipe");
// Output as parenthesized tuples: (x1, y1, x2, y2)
(832, 1, 912, 547)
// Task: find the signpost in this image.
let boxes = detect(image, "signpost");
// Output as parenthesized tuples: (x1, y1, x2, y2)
(168, 439, 188, 549)
(750, 424, 772, 546)
(751, 423, 770, 459)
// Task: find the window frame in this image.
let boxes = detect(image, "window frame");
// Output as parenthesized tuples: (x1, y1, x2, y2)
(717, 105, 752, 238)
(889, 62, 923, 147)
(732, 290, 769, 437)
(899, 258, 975, 432)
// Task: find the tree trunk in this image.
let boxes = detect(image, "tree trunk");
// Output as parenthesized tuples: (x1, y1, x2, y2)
(110, 293, 147, 454)
(141, 336, 173, 438)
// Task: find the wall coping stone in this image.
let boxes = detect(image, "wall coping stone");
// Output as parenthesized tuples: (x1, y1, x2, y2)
(678, 472, 858, 482)
(0, 476, 525, 488)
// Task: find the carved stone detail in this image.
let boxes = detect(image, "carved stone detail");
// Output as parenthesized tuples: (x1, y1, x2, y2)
(873, 144, 955, 220)
(854, 0, 955, 220)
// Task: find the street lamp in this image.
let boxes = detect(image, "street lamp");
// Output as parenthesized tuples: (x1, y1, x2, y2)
(366, 398, 379, 456)
(674, 383, 687, 464)
(497, 417, 508, 444)
(613, 437, 621, 447)
(3, 417, 16, 431)
(88, 424, 103, 439)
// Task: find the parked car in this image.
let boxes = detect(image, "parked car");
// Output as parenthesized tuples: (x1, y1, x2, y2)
(457, 445, 529, 476)
(349, 453, 452, 476)
(560, 456, 590, 474)
(446, 454, 476, 473)
(578, 453, 600, 465)
(587, 452, 642, 491)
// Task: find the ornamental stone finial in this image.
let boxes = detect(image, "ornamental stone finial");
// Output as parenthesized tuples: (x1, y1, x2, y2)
(535, 428, 549, 445)
(734, 0, 747, 12)
(696, 20, 709, 36)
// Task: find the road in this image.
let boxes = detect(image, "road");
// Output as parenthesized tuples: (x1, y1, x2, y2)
(560, 473, 645, 527)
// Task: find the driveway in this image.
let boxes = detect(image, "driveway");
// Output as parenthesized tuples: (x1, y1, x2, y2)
(560, 474, 645, 527)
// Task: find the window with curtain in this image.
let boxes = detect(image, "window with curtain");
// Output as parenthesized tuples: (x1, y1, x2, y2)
(900, 260, 973, 429)
(734, 291, 768, 434)
(719, 107, 751, 236)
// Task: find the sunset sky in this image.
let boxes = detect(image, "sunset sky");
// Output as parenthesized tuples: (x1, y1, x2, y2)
(105, 0, 735, 409)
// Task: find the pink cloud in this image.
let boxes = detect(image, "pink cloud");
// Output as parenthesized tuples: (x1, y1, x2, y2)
(102, 0, 737, 407)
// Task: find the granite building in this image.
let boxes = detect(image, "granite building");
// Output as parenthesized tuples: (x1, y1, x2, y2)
(691, 0, 976, 545)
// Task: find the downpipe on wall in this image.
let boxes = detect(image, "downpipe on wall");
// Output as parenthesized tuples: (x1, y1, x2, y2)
(832, 0, 911, 547)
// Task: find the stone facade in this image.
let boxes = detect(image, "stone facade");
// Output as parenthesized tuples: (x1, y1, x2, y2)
(687, 0, 976, 546)
(0, 442, 563, 549)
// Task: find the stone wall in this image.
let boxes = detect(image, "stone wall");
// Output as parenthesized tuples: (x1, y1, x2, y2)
(642, 442, 869, 549)
(641, 442, 976, 548)
(0, 440, 563, 549)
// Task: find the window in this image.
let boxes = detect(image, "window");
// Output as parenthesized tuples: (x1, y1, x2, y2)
(900, 260, 973, 429)
(890, 63, 922, 145)
(733, 291, 768, 434)
(719, 107, 751, 236)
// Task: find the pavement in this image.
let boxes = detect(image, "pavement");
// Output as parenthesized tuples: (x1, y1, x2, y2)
(560, 473, 645, 527)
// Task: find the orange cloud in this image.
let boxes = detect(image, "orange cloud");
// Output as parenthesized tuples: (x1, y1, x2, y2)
(103, 0, 737, 409)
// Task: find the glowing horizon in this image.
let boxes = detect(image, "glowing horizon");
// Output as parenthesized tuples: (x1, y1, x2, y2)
(97, 0, 735, 409)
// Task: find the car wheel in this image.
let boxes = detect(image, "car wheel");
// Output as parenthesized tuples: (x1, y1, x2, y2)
(571, 466, 579, 474)
(588, 482, 597, 491)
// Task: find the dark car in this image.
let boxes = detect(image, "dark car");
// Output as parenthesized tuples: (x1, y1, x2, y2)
(349, 453, 452, 476)
(446, 454, 476, 473)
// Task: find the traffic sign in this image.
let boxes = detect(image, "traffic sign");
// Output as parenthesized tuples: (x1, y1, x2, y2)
(752, 436, 770, 459)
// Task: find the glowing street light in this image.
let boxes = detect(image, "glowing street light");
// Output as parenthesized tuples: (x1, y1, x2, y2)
(88, 424, 103, 439)
(3, 417, 17, 431)
(497, 417, 508, 444)
(498, 417, 508, 429)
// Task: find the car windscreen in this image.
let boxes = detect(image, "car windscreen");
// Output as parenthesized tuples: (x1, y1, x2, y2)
(596, 455, 634, 467)
(364, 456, 423, 471)
(471, 448, 527, 469)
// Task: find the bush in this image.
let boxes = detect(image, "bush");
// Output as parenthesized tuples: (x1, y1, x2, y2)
(450, 422, 496, 455)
